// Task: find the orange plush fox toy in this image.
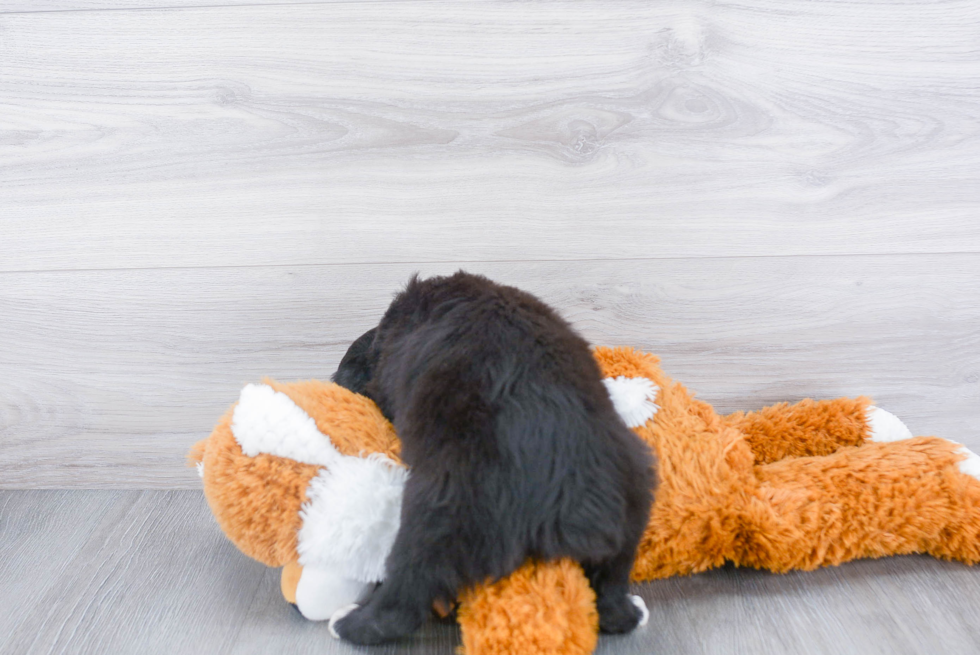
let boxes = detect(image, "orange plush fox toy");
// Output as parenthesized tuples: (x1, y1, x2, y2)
(190, 347, 980, 655)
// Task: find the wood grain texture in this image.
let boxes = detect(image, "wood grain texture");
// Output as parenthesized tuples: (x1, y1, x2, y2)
(608, 556, 980, 655)
(1, 255, 977, 488)
(0, 491, 125, 646)
(0, 490, 458, 655)
(3, 490, 980, 654)
(2, 0, 980, 272)
(0, 1, 340, 12)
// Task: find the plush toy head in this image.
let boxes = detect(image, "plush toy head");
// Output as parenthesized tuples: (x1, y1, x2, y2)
(189, 379, 406, 620)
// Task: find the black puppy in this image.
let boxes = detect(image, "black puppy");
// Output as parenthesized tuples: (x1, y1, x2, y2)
(330, 271, 655, 644)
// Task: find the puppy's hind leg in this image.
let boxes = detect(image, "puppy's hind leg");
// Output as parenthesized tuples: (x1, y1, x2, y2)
(328, 573, 431, 645)
(585, 548, 649, 634)
(329, 476, 457, 645)
(583, 486, 652, 634)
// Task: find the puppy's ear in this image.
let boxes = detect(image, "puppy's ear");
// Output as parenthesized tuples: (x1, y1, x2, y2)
(332, 328, 377, 394)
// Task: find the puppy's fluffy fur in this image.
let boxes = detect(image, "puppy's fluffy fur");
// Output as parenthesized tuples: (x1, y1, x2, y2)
(331, 272, 656, 644)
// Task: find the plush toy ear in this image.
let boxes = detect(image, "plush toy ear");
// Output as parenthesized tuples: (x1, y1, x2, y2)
(456, 558, 598, 655)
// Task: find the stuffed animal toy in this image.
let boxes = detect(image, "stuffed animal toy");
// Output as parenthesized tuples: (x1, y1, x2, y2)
(189, 346, 980, 655)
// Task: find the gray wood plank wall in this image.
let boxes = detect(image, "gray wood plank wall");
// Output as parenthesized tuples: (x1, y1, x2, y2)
(1, 0, 978, 488)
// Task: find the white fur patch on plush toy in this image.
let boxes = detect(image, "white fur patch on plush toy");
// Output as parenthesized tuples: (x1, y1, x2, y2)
(232, 383, 341, 466)
(298, 453, 408, 583)
(603, 376, 660, 428)
(296, 567, 371, 622)
(954, 446, 980, 480)
(867, 406, 914, 443)
(868, 406, 980, 481)
(231, 382, 409, 585)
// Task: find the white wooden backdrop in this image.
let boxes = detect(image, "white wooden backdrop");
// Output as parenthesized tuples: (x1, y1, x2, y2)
(1, 0, 978, 488)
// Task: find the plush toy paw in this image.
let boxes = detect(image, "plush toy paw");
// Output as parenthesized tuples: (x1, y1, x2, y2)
(867, 406, 914, 443)
(292, 567, 370, 622)
(328, 601, 422, 645)
(597, 593, 649, 634)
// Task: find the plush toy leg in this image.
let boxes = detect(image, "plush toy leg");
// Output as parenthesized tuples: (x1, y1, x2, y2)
(744, 436, 980, 571)
(281, 560, 303, 604)
(283, 562, 372, 621)
(456, 559, 600, 655)
(725, 397, 873, 465)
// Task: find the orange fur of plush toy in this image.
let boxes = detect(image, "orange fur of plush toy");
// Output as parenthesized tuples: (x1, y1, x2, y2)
(457, 559, 599, 655)
(191, 347, 980, 655)
(595, 347, 980, 579)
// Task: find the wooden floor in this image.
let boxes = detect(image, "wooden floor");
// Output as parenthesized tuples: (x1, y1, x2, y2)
(2, 489, 980, 655)
(2, 1, 980, 653)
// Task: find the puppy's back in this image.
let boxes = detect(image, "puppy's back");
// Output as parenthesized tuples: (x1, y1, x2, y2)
(382, 272, 651, 557)
(330, 272, 656, 643)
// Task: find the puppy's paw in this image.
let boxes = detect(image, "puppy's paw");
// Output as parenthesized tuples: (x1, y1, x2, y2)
(598, 593, 648, 634)
(630, 594, 650, 627)
(327, 604, 360, 640)
(328, 602, 421, 645)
